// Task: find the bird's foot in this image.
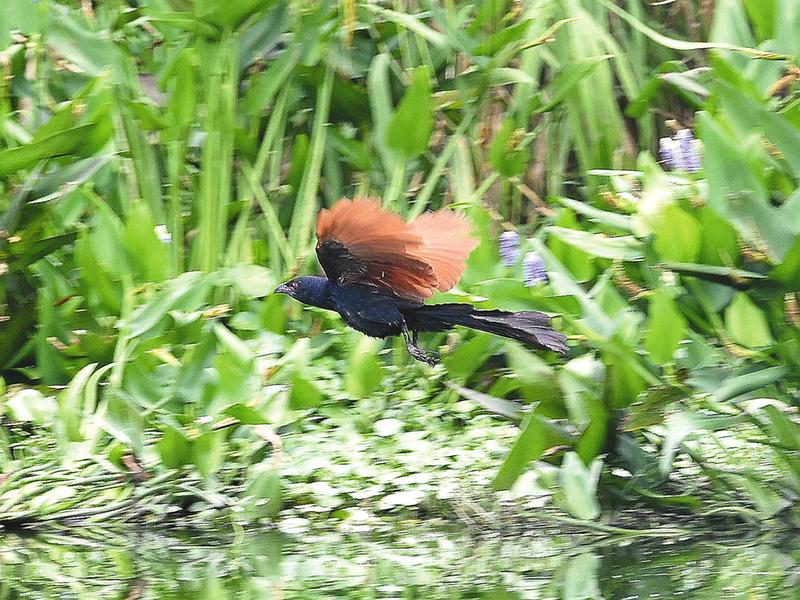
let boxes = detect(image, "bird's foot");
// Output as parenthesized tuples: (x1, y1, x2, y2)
(406, 345, 439, 366)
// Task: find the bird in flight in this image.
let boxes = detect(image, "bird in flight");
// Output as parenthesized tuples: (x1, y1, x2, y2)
(275, 198, 567, 365)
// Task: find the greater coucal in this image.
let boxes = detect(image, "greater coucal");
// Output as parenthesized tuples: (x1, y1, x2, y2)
(275, 198, 567, 365)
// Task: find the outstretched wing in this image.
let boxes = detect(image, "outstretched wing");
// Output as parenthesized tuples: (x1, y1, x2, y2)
(316, 198, 437, 300)
(315, 197, 477, 301)
(410, 210, 478, 293)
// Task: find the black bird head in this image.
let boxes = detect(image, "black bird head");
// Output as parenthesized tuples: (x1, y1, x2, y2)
(274, 276, 331, 309)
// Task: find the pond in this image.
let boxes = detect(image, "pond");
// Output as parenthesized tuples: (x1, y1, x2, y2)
(1, 523, 797, 598)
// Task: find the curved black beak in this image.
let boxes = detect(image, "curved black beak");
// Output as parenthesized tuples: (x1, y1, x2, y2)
(274, 283, 289, 295)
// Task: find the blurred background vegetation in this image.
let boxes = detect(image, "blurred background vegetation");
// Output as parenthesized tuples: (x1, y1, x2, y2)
(1, 0, 800, 566)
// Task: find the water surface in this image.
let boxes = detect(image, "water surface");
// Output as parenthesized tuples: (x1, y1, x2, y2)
(1, 523, 797, 598)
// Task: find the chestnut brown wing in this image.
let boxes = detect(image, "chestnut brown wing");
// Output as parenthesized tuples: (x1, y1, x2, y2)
(315, 197, 439, 301)
(410, 210, 479, 293)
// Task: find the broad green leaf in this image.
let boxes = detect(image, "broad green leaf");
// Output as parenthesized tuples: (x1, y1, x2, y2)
(57, 362, 97, 443)
(289, 374, 323, 410)
(763, 404, 800, 450)
(225, 403, 269, 424)
(46, 5, 127, 77)
(563, 553, 601, 600)
(645, 290, 687, 364)
(447, 383, 523, 421)
(443, 333, 494, 380)
(202, 0, 276, 29)
(193, 430, 226, 477)
(0, 125, 96, 177)
(6, 389, 56, 424)
(98, 389, 144, 455)
(697, 205, 740, 266)
(712, 366, 789, 403)
(771, 236, 800, 290)
(547, 227, 643, 261)
(242, 466, 282, 519)
(157, 426, 192, 468)
(714, 80, 800, 178)
(386, 67, 433, 159)
(660, 412, 742, 474)
(124, 201, 169, 282)
(725, 293, 774, 348)
(345, 337, 385, 399)
(724, 472, 788, 518)
(558, 198, 634, 231)
(492, 414, 571, 490)
(559, 452, 602, 520)
(652, 205, 702, 263)
(698, 111, 794, 261)
(125, 272, 214, 338)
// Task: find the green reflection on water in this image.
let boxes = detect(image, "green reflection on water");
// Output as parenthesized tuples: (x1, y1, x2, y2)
(0, 527, 797, 599)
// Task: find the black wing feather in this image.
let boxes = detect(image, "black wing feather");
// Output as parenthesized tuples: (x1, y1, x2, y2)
(316, 239, 368, 285)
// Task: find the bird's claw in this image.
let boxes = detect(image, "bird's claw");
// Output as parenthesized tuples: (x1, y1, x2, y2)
(408, 346, 439, 366)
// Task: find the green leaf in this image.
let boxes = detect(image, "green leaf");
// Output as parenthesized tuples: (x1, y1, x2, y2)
(725, 293, 774, 348)
(289, 374, 323, 410)
(46, 5, 127, 77)
(488, 117, 528, 178)
(386, 67, 433, 159)
(202, 0, 276, 30)
(225, 403, 269, 425)
(645, 290, 687, 364)
(537, 57, 608, 113)
(712, 366, 789, 403)
(242, 466, 282, 519)
(547, 227, 643, 261)
(447, 383, 523, 421)
(57, 362, 97, 443)
(697, 111, 794, 261)
(125, 272, 214, 338)
(560, 453, 602, 521)
(663, 262, 767, 289)
(6, 389, 56, 424)
(345, 337, 385, 399)
(558, 198, 634, 231)
(166, 48, 196, 132)
(492, 414, 571, 490)
(660, 412, 742, 474)
(652, 205, 702, 263)
(0, 125, 96, 177)
(563, 553, 601, 600)
(193, 430, 226, 477)
(98, 389, 144, 455)
(443, 333, 495, 380)
(364, 5, 449, 48)
(771, 236, 800, 290)
(157, 426, 192, 468)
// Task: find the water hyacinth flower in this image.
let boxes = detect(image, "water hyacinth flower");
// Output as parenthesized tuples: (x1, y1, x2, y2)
(658, 129, 702, 172)
(498, 230, 520, 266)
(523, 252, 548, 287)
(675, 129, 701, 172)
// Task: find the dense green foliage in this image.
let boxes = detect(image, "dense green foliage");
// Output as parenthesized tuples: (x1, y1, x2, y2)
(1, 0, 800, 532)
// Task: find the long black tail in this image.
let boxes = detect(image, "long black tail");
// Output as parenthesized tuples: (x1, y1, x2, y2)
(406, 303, 568, 354)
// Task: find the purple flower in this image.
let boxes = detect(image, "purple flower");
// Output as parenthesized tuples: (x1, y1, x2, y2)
(499, 231, 520, 266)
(675, 129, 701, 172)
(659, 136, 678, 170)
(523, 252, 547, 286)
(659, 129, 702, 173)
